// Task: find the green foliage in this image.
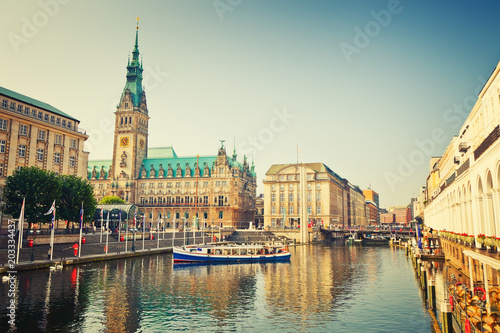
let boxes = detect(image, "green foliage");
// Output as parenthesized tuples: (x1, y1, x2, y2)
(59, 175, 97, 226)
(3, 167, 97, 228)
(4, 167, 61, 228)
(100, 195, 125, 204)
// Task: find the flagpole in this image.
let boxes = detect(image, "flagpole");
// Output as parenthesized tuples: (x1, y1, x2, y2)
(50, 204, 55, 261)
(16, 198, 25, 264)
(157, 216, 160, 249)
(118, 208, 121, 243)
(142, 214, 145, 251)
(78, 202, 83, 258)
(19, 198, 24, 250)
(125, 211, 129, 253)
(105, 211, 109, 255)
(172, 215, 176, 247)
(100, 208, 103, 244)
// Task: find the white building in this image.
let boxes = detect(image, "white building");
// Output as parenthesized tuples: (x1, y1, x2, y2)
(421, 60, 500, 239)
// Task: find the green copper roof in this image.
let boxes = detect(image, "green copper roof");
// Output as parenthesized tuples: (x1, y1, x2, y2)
(87, 160, 112, 180)
(140, 155, 217, 178)
(0, 85, 79, 122)
(147, 147, 178, 159)
(123, 24, 144, 107)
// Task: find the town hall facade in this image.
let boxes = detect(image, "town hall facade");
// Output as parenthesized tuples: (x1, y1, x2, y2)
(88, 23, 256, 229)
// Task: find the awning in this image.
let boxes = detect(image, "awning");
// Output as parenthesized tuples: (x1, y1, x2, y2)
(94, 204, 138, 221)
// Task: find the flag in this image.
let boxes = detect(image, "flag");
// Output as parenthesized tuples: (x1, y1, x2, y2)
(45, 200, 55, 215)
(19, 198, 25, 230)
(106, 211, 110, 231)
(417, 223, 422, 250)
(45, 200, 56, 229)
(79, 203, 84, 229)
(100, 207, 103, 218)
(134, 211, 137, 228)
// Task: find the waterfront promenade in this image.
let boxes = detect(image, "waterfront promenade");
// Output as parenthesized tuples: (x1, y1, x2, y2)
(0, 230, 221, 274)
(0, 229, 277, 274)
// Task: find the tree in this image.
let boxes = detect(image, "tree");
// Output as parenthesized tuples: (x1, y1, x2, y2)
(100, 195, 125, 204)
(3, 167, 61, 230)
(58, 175, 97, 231)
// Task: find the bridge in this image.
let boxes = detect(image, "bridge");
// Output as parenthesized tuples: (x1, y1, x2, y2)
(235, 227, 416, 243)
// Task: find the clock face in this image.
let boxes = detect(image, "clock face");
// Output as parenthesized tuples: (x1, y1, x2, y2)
(120, 136, 129, 147)
(139, 139, 145, 149)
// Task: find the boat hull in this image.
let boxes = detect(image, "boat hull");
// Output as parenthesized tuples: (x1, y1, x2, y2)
(173, 246, 291, 263)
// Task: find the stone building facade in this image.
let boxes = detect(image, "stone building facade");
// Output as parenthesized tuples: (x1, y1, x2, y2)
(263, 163, 366, 228)
(0, 86, 89, 228)
(88, 23, 256, 229)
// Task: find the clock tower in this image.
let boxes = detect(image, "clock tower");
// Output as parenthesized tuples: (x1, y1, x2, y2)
(111, 18, 149, 202)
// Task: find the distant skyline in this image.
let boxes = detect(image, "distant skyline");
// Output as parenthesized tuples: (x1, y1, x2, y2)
(2, 1, 500, 208)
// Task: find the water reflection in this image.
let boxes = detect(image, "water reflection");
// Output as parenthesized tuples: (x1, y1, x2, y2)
(1, 244, 434, 332)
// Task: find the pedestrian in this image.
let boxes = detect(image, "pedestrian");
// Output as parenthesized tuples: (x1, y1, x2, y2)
(71, 243, 79, 257)
(47, 248, 51, 260)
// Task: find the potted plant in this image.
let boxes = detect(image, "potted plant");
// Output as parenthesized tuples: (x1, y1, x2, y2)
(477, 234, 486, 244)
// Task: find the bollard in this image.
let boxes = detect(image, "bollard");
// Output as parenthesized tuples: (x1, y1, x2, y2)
(440, 302, 454, 333)
(428, 279, 436, 312)
(420, 266, 427, 290)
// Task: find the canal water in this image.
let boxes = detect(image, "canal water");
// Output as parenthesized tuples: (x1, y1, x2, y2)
(1, 243, 435, 332)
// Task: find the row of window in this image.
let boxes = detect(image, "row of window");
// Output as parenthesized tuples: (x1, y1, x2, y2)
(270, 205, 320, 215)
(271, 192, 321, 202)
(271, 174, 314, 181)
(1, 99, 73, 130)
(0, 119, 79, 148)
(139, 211, 224, 220)
(140, 180, 236, 189)
(136, 195, 231, 206)
(271, 183, 320, 191)
(14, 144, 76, 166)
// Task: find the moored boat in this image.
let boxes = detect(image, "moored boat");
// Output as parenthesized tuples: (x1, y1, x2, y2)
(173, 243, 291, 263)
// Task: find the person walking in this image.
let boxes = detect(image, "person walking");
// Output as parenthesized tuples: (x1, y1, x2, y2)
(47, 248, 51, 260)
(71, 243, 79, 257)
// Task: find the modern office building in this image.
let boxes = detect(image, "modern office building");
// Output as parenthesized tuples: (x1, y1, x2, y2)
(363, 188, 380, 224)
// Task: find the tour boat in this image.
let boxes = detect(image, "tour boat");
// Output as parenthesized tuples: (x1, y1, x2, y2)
(173, 243, 291, 263)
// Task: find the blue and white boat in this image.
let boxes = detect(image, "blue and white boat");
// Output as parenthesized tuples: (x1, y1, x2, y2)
(173, 243, 291, 263)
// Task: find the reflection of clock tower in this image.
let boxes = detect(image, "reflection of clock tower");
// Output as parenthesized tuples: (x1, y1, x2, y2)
(111, 19, 149, 203)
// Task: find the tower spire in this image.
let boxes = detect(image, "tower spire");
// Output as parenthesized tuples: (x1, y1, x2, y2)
(123, 17, 144, 107)
(232, 137, 237, 160)
(135, 17, 139, 49)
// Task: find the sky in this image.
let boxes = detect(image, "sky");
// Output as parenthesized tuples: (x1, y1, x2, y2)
(2, 0, 500, 209)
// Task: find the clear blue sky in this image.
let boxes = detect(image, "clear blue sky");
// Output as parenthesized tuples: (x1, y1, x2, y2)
(2, 0, 500, 208)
